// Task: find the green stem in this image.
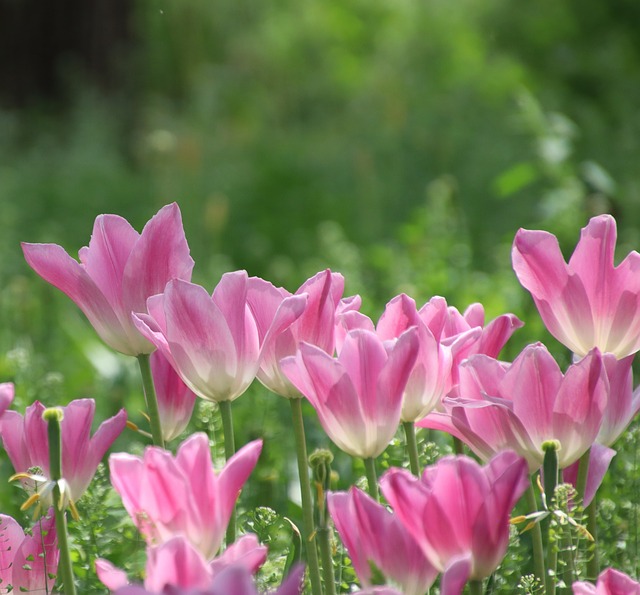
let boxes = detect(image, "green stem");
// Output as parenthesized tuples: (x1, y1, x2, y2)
(469, 580, 484, 595)
(137, 354, 165, 449)
(453, 436, 465, 455)
(218, 399, 236, 545)
(526, 481, 546, 585)
(575, 450, 590, 504)
(363, 457, 379, 502)
(586, 495, 599, 580)
(43, 408, 77, 595)
(403, 421, 421, 476)
(289, 398, 323, 595)
(317, 527, 336, 595)
(542, 441, 560, 595)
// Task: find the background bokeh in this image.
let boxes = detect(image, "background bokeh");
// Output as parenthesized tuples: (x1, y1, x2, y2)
(1, 1, 640, 587)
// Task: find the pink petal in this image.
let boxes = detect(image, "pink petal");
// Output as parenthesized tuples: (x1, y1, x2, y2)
(209, 534, 267, 577)
(145, 536, 213, 591)
(96, 558, 130, 590)
(0, 383, 14, 417)
(440, 555, 472, 595)
(563, 444, 616, 507)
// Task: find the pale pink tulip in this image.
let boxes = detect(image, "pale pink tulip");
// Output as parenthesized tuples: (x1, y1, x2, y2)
(573, 568, 640, 594)
(381, 451, 528, 585)
(419, 344, 608, 472)
(97, 534, 267, 593)
(0, 399, 126, 505)
(246, 270, 348, 398)
(0, 510, 58, 595)
(109, 433, 262, 560)
(281, 328, 419, 458)
(150, 351, 197, 442)
(328, 487, 437, 595)
(22, 203, 194, 356)
(563, 443, 616, 507)
(513, 215, 640, 358)
(133, 272, 261, 403)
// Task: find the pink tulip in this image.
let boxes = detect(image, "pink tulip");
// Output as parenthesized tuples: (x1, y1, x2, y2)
(573, 568, 640, 594)
(150, 351, 197, 442)
(0, 510, 58, 595)
(380, 451, 528, 585)
(0, 382, 13, 417)
(281, 328, 419, 458)
(419, 296, 523, 383)
(109, 433, 262, 560)
(247, 270, 351, 398)
(327, 487, 437, 595)
(0, 399, 126, 506)
(513, 214, 640, 358)
(132, 272, 261, 403)
(97, 534, 267, 593)
(563, 443, 616, 507)
(22, 203, 194, 356)
(110, 564, 305, 595)
(419, 344, 608, 472)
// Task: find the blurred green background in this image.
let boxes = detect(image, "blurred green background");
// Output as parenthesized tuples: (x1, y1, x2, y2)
(1, 0, 640, 587)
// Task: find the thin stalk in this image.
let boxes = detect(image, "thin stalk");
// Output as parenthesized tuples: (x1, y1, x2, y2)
(136, 354, 165, 448)
(289, 398, 323, 595)
(317, 527, 336, 595)
(543, 441, 560, 595)
(575, 450, 590, 504)
(586, 496, 599, 579)
(403, 421, 421, 476)
(526, 481, 546, 584)
(44, 408, 77, 595)
(218, 399, 236, 545)
(453, 436, 465, 455)
(363, 457, 379, 502)
(469, 580, 484, 595)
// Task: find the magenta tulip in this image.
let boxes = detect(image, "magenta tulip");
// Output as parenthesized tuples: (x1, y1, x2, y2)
(420, 344, 608, 472)
(0, 382, 13, 417)
(513, 214, 640, 358)
(133, 272, 261, 403)
(109, 433, 262, 560)
(381, 451, 528, 585)
(328, 487, 437, 594)
(0, 399, 126, 507)
(150, 351, 197, 442)
(573, 568, 640, 594)
(247, 270, 350, 398)
(0, 511, 58, 595)
(22, 203, 194, 356)
(281, 328, 419, 458)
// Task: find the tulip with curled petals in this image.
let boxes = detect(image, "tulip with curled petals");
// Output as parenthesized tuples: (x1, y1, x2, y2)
(327, 487, 437, 595)
(109, 433, 262, 560)
(0, 399, 126, 513)
(381, 451, 529, 588)
(281, 327, 419, 459)
(513, 214, 640, 359)
(22, 203, 194, 356)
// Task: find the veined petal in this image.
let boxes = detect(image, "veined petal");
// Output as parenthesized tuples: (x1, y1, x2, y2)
(209, 534, 267, 577)
(145, 537, 213, 591)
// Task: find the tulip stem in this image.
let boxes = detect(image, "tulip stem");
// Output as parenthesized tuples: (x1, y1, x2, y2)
(586, 495, 599, 579)
(469, 580, 483, 595)
(403, 421, 421, 476)
(44, 408, 77, 595)
(363, 457, 379, 502)
(575, 449, 590, 504)
(289, 398, 323, 595)
(137, 354, 165, 449)
(542, 441, 560, 595)
(453, 436, 465, 455)
(317, 526, 336, 595)
(218, 399, 237, 545)
(526, 481, 546, 585)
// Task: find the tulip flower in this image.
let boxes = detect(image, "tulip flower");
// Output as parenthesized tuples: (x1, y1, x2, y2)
(513, 214, 640, 358)
(132, 272, 262, 404)
(0, 511, 58, 595)
(22, 203, 194, 356)
(380, 451, 529, 587)
(97, 534, 267, 593)
(0, 399, 126, 512)
(419, 344, 608, 472)
(281, 327, 419, 459)
(327, 487, 437, 595)
(150, 351, 197, 442)
(573, 568, 640, 594)
(247, 270, 349, 398)
(109, 433, 262, 560)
